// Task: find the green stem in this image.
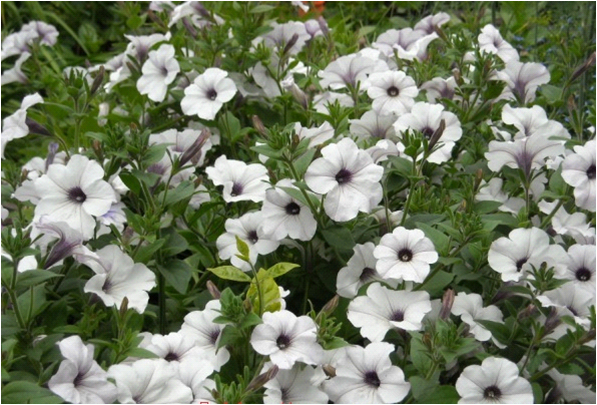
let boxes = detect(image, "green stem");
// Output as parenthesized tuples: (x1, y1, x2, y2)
(158, 273, 166, 334)
(2, 281, 26, 330)
(250, 264, 264, 316)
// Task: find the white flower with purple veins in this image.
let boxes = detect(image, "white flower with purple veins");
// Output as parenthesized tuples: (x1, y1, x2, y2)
(169, 1, 224, 28)
(260, 179, 318, 242)
(414, 12, 450, 34)
(456, 357, 533, 404)
(538, 200, 594, 239)
(142, 332, 210, 367)
(485, 135, 565, 177)
(420, 76, 459, 103)
(305, 138, 384, 222)
(394, 102, 463, 164)
(1, 52, 30, 85)
(216, 211, 280, 271)
(149, 127, 212, 167)
(251, 55, 307, 98)
(348, 283, 432, 341)
(124, 32, 171, 62)
(205, 155, 269, 203)
(478, 24, 519, 63)
(537, 283, 594, 328)
(475, 178, 525, 214)
(250, 310, 323, 370)
(373, 27, 438, 61)
(1, 29, 37, 60)
(561, 140, 596, 212)
(108, 359, 193, 404)
(494, 60, 550, 104)
(501, 104, 570, 141)
(349, 110, 397, 140)
(77, 245, 156, 313)
(178, 360, 217, 404)
(31, 217, 92, 269)
(313, 91, 355, 114)
(336, 242, 398, 299)
(181, 67, 237, 121)
(294, 121, 334, 147)
(21, 21, 59, 46)
(1, 92, 43, 158)
(451, 292, 504, 342)
(547, 369, 597, 404)
(136, 44, 180, 102)
(98, 202, 127, 235)
(258, 21, 311, 55)
(180, 300, 230, 371)
(488, 227, 566, 282)
(33, 155, 117, 240)
(562, 244, 596, 295)
(365, 70, 419, 116)
(374, 227, 438, 283)
(263, 363, 328, 404)
(48, 336, 117, 404)
(318, 54, 388, 90)
(322, 342, 410, 404)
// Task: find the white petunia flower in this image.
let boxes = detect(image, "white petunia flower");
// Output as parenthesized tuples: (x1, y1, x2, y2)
(216, 211, 280, 271)
(561, 140, 596, 212)
(318, 54, 387, 90)
(142, 332, 210, 367)
(373, 27, 438, 61)
(1, 52, 30, 85)
(108, 359, 193, 404)
(536, 283, 594, 328)
(349, 110, 397, 140)
(260, 179, 318, 242)
(77, 245, 156, 313)
(137, 44, 180, 102)
(475, 178, 525, 214)
(478, 24, 519, 63)
(487, 227, 566, 282)
(181, 67, 237, 120)
(205, 155, 269, 203)
(393, 102, 463, 164)
(250, 310, 323, 370)
(294, 121, 334, 147)
(262, 363, 328, 404)
(547, 369, 596, 404)
(538, 200, 594, 240)
(561, 244, 596, 295)
(31, 217, 93, 269)
(374, 226, 438, 283)
(180, 300, 230, 371)
(336, 242, 398, 299)
(48, 336, 117, 404)
(456, 357, 533, 404)
(451, 292, 504, 342)
(494, 61, 550, 104)
(257, 21, 311, 55)
(322, 342, 410, 404)
(312, 91, 354, 114)
(178, 360, 217, 404)
(305, 138, 384, 222)
(420, 76, 459, 103)
(21, 21, 59, 46)
(414, 12, 450, 34)
(1, 92, 43, 158)
(33, 155, 117, 240)
(348, 283, 432, 341)
(365, 70, 418, 116)
(501, 104, 570, 141)
(124, 32, 171, 62)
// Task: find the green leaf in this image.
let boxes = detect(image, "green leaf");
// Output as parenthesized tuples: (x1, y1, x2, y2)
(251, 144, 283, 159)
(417, 385, 460, 404)
(415, 223, 449, 254)
(163, 181, 195, 207)
(267, 262, 300, 279)
(421, 270, 454, 296)
(1, 381, 62, 404)
(293, 148, 316, 177)
(135, 239, 166, 264)
(239, 312, 262, 329)
(409, 332, 434, 375)
(247, 268, 282, 313)
(250, 4, 276, 13)
(16, 270, 61, 288)
(540, 84, 562, 103)
(235, 236, 250, 261)
(119, 172, 142, 195)
(158, 260, 192, 294)
(208, 266, 251, 282)
(321, 226, 355, 251)
(125, 347, 160, 359)
(531, 382, 543, 404)
(473, 201, 502, 214)
(476, 320, 511, 344)
(409, 376, 439, 400)
(218, 324, 242, 349)
(323, 337, 349, 350)
(17, 284, 47, 323)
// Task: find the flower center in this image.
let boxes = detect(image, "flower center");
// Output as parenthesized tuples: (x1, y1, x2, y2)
(390, 310, 404, 322)
(231, 182, 243, 197)
(247, 230, 259, 244)
(516, 258, 528, 272)
(576, 267, 591, 282)
(359, 267, 376, 282)
(335, 168, 352, 184)
(209, 329, 220, 345)
(566, 305, 579, 316)
(587, 164, 596, 180)
(285, 202, 301, 215)
(483, 385, 502, 400)
(73, 372, 85, 387)
(102, 279, 112, 293)
(207, 88, 218, 100)
(364, 371, 381, 388)
(398, 248, 413, 262)
(68, 186, 87, 203)
(421, 126, 435, 139)
(387, 86, 400, 97)
(164, 352, 179, 362)
(276, 334, 291, 350)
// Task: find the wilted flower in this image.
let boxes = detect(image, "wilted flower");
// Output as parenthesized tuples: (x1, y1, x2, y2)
(1, 52, 30, 85)
(181, 68, 237, 121)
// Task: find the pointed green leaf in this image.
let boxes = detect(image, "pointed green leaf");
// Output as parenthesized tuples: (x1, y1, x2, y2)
(267, 262, 300, 279)
(208, 266, 252, 282)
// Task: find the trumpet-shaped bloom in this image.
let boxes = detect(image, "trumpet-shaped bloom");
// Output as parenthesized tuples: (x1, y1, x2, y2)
(456, 357, 533, 404)
(347, 283, 432, 341)
(374, 227, 438, 283)
(322, 342, 410, 404)
(181, 68, 237, 120)
(414, 12, 450, 34)
(263, 363, 328, 404)
(561, 140, 596, 212)
(258, 21, 311, 55)
(305, 138, 384, 222)
(206, 155, 269, 203)
(1, 93, 43, 158)
(373, 27, 438, 61)
(349, 110, 397, 140)
(478, 24, 519, 63)
(451, 292, 504, 342)
(561, 244, 596, 295)
(501, 104, 570, 140)
(137, 44, 180, 102)
(318, 54, 387, 90)
(250, 310, 323, 370)
(495, 61, 550, 104)
(365, 70, 418, 116)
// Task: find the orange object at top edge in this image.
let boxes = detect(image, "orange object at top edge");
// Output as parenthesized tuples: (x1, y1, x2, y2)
(298, 1, 325, 17)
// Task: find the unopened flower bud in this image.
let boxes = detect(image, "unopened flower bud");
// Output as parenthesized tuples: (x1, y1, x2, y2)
(246, 365, 279, 392)
(180, 128, 210, 166)
(517, 304, 538, 321)
(281, 76, 309, 109)
(570, 52, 596, 83)
(90, 65, 105, 96)
(323, 364, 336, 378)
(26, 117, 51, 137)
(317, 16, 329, 37)
(427, 119, 445, 151)
(439, 289, 454, 320)
(182, 17, 198, 39)
(119, 296, 129, 317)
(321, 295, 339, 315)
(252, 115, 268, 138)
(474, 168, 484, 192)
(579, 329, 596, 345)
(283, 33, 300, 56)
(206, 280, 221, 299)
(45, 142, 59, 170)
(567, 95, 577, 113)
(543, 307, 561, 335)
